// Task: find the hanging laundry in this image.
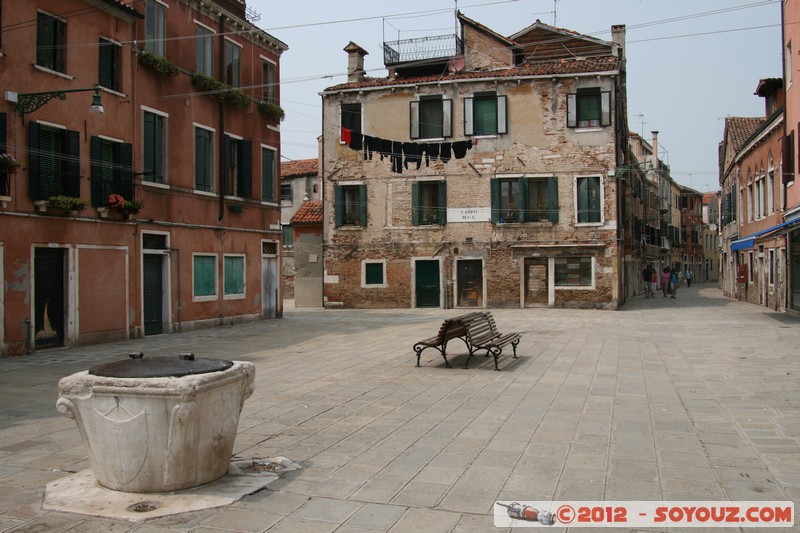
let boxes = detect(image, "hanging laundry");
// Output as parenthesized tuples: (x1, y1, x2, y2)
(427, 143, 440, 163)
(419, 143, 430, 167)
(452, 140, 472, 159)
(348, 132, 363, 151)
(341, 128, 351, 145)
(403, 142, 422, 170)
(391, 141, 403, 173)
(440, 142, 452, 163)
(363, 135, 374, 160)
(380, 138, 392, 161)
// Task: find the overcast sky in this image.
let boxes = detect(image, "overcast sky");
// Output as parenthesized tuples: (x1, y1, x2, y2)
(251, 0, 782, 192)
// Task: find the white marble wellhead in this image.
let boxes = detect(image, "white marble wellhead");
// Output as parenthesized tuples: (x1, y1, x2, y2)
(56, 361, 255, 493)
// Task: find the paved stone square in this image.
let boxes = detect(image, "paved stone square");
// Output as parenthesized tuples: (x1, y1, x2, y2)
(0, 284, 798, 531)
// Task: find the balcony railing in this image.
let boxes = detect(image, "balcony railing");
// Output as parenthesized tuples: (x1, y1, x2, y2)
(383, 34, 463, 66)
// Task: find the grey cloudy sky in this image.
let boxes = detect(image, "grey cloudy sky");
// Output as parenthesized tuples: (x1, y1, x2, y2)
(252, 0, 782, 192)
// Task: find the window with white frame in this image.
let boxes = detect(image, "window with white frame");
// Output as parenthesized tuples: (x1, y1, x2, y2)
(37, 11, 66, 72)
(193, 254, 217, 300)
(145, 0, 166, 56)
(362, 260, 387, 288)
(262, 60, 276, 103)
(225, 40, 241, 87)
(223, 255, 245, 298)
(410, 95, 452, 139)
(464, 92, 507, 136)
(576, 176, 601, 223)
(567, 88, 611, 128)
(98, 38, 121, 91)
(555, 257, 594, 288)
(143, 109, 166, 183)
(196, 24, 214, 76)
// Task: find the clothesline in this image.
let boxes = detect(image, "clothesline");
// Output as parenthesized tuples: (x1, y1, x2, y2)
(341, 128, 474, 174)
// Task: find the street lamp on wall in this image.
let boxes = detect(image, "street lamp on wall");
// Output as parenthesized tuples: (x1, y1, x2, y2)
(5, 85, 104, 116)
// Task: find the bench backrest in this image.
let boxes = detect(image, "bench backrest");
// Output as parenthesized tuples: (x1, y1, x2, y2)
(462, 312, 500, 342)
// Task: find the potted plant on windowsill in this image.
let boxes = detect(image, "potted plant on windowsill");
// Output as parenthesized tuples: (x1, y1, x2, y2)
(106, 193, 143, 219)
(137, 50, 179, 77)
(257, 101, 285, 122)
(191, 73, 252, 109)
(47, 195, 87, 216)
(344, 212, 358, 226)
(0, 154, 21, 174)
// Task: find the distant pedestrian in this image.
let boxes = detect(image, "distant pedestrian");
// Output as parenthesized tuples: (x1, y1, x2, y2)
(660, 268, 671, 297)
(685, 268, 693, 287)
(670, 268, 680, 298)
(650, 269, 658, 298)
(642, 264, 654, 298)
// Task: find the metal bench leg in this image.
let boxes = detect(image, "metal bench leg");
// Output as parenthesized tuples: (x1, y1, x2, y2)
(511, 339, 519, 358)
(490, 347, 502, 371)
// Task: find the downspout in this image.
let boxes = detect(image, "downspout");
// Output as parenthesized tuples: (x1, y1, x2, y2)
(320, 94, 326, 307)
(218, 14, 226, 223)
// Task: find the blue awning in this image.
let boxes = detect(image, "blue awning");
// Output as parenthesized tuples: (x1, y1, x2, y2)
(731, 219, 800, 251)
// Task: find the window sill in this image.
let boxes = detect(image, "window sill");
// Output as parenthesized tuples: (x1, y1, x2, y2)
(194, 189, 217, 197)
(223, 294, 245, 301)
(142, 180, 169, 190)
(555, 285, 596, 291)
(33, 64, 74, 80)
(575, 222, 603, 227)
(0, 195, 10, 208)
(495, 221, 555, 227)
(572, 127, 604, 133)
(337, 225, 364, 231)
(98, 86, 126, 98)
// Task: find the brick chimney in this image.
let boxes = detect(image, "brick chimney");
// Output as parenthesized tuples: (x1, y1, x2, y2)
(344, 42, 368, 83)
(611, 25, 626, 60)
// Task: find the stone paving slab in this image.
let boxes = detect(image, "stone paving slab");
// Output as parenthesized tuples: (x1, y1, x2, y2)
(0, 285, 799, 531)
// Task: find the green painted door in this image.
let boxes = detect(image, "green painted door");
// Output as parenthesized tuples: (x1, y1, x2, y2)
(415, 260, 440, 308)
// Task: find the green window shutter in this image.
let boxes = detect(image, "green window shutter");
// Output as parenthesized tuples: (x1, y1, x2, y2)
(90, 136, 104, 206)
(334, 185, 343, 228)
(193, 256, 216, 297)
(548, 176, 559, 223)
(261, 148, 275, 201)
(358, 184, 368, 227)
(443, 99, 452, 138)
(224, 256, 244, 295)
(601, 91, 611, 126)
(28, 123, 42, 200)
(463, 98, 474, 136)
(578, 94, 600, 123)
(239, 140, 252, 199)
(578, 177, 588, 222)
(497, 95, 508, 134)
(64, 130, 81, 197)
(365, 263, 383, 284)
(195, 128, 210, 191)
(118, 143, 133, 199)
(474, 96, 496, 136)
(518, 177, 528, 223)
(143, 112, 155, 182)
(222, 136, 231, 195)
(567, 93, 577, 128)
(490, 179, 500, 223)
(438, 181, 447, 225)
(410, 101, 420, 139)
(411, 182, 420, 226)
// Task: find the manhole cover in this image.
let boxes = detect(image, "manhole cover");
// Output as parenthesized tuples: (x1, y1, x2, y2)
(127, 501, 160, 513)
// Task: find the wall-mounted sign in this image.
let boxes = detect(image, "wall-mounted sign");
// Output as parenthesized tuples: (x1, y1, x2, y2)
(448, 207, 491, 223)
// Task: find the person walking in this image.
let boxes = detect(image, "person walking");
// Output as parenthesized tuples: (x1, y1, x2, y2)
(660, 267, 671, 298)
(685, 268, 693, 287)
(670, 268, 680, 299)
(650, 269, 658, 298)
(642, 264, 654, 298)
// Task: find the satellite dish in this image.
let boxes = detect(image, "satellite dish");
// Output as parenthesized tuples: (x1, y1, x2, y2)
(447, 55, 466, 73)
(709, 223, 717, 231)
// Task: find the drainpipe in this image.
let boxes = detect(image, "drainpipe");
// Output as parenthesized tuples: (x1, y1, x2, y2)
(218, 14, 226, 223)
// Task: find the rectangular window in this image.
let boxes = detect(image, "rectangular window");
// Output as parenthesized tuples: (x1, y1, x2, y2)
(491, 176, 558, 223)
(90, 136, 133, 207)
(262, 60, 276, 103)
(576, 176, 601, 223)
(224, 136, 240, 196)
(334, 184, 367, 227)
(364, 262, 385, 286)
(98, 38, 121, 91)
(145, 0, 166, 56)
(193, 254, 217, 300)
(410, 96, 452, 139)
(412, 181, 446, 225)
(28, 123, 80, 200)
(194, 126, 213, 192)
(143, 110, 166, 183)
(281, 183, 291, 201)
(341, 103, 361, 135)
(769, 249, 775, 285)
(225, 40, 241, 87)
(787, 40, 793, 86)
(464, 93, 507, 136)
(196, 25, 214, 76)
(223, 255, 245, 297)
(555, 257, 593, 287)
(37, 11, 66, 72)
(768, 168, 775, 214)
(567, 89, 611, 128)
(261, 147, 276, 202)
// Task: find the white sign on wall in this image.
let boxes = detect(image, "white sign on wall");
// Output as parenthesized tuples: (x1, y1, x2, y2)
(448, 207, 491, 222)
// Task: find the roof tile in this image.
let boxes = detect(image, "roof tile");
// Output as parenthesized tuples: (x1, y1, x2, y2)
(281, 158, 318, 178)
(290, 201, 323, 225)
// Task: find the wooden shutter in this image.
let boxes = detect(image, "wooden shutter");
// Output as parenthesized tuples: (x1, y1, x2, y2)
(64, 130, 80, 197)
(28, 123, 42, 200)
(334, 185, 343, 228)
(0, 113, 6, 152)
(222, 136, 231, 195)
(442, 99, 452, 138)
(358, 184, 368, 227)
(90, 136, 103, 206)
(463, 98, 474, 136)
(567, 93, 577, 128)
(438, 180, 447, 225)
(238, 140, 252, 199)
(410, 101, 420, 139)
(600, 91, 611, 126)
(490, 179, 500, 223)
(118, 143, 133, 199)
(411, 181, 420, 226)
(548, 176, 559, 223)
(497, 95, 508, 134)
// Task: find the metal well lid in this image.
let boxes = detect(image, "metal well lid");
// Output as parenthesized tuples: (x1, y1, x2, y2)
(89, 352, 234, 378)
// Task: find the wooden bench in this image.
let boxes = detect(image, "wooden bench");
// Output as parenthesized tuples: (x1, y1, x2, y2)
(462, 312, 521, 371)
(413, 312, 483, 368)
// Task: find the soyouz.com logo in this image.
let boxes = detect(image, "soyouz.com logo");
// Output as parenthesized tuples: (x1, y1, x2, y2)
(493, 501, 794, 528)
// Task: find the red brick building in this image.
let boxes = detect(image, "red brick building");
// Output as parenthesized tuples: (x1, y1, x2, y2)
(0, 0, 287, 355)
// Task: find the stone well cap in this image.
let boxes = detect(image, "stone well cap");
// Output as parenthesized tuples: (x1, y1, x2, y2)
(89, 353, 234, 378)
